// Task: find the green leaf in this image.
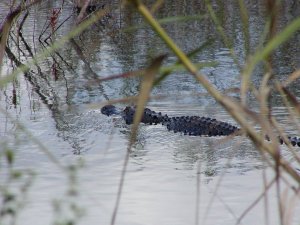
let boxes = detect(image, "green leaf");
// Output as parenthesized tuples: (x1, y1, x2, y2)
(5, 149, 14, 165)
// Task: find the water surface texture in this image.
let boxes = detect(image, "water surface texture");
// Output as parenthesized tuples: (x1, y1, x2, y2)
(1, 1, 300, 225)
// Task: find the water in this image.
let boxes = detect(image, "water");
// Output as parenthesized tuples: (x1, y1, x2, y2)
(1, 1, 300, 225)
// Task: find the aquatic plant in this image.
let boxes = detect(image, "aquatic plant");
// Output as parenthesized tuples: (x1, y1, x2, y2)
(0, 1, 300, 225)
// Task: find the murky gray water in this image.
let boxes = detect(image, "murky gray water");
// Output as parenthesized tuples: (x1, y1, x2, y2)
(1, 1, 300, 225)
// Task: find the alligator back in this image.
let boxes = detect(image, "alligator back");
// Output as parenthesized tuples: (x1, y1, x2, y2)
(123, 106, 239, 136)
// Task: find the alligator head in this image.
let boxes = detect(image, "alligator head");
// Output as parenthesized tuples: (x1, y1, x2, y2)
(101, 105, 121, 116)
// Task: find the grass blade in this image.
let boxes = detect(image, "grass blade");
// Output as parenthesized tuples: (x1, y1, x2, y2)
(130, 55, 166, 143)
(242, 16, 300, 98)
(110, 55, 165, 225)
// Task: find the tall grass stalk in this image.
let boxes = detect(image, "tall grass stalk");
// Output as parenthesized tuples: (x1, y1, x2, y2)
(0, 6, 109, 88)
(110, 55, 164, 225)
(204, 0, 241, 68)
(128, 0, 300, 183)
(241, 16, 300, 100)
(1, 1, 300, 225)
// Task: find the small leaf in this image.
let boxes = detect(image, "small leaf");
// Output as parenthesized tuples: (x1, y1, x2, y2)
(5, 149, 14, 165)
(12, 170, 22, 178)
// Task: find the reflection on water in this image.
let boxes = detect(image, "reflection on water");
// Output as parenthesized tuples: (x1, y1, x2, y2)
(1, 1, 300, 225)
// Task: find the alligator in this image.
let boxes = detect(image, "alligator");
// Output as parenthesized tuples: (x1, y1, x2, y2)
(101, 105, 300, 147)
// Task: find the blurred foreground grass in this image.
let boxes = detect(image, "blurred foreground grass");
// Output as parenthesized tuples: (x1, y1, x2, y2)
(0, 1, 300, 225)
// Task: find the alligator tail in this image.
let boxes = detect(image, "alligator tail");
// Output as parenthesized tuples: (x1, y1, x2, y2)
(267, 135, 300, 147)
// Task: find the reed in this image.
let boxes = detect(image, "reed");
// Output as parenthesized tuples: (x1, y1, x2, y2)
(0, 0, 299, 225)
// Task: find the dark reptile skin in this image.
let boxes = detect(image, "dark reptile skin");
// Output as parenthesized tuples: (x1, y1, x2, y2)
(123, 106, 240, 136)
(101, 105, 300, 147)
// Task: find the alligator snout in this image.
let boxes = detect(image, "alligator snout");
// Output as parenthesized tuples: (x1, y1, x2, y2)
(101, 105, 118, 116)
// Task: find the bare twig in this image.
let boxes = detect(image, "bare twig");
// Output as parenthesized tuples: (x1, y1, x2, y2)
(0, 0, 41, 72)
(235, 177, 276, 225)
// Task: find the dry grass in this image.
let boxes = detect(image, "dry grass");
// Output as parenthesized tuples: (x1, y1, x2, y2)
(0, 0, 300, 225)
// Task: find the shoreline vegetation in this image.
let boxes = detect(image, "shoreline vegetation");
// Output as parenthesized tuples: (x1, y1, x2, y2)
(0, 1, 300, 225)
